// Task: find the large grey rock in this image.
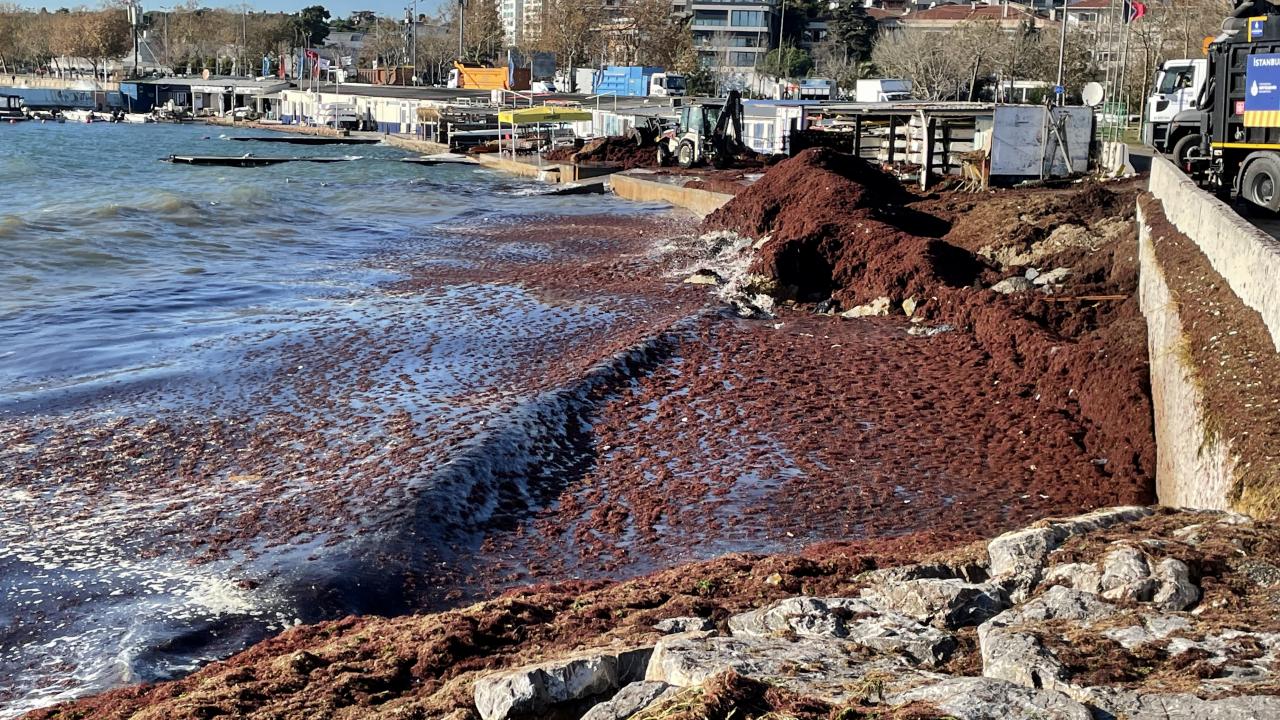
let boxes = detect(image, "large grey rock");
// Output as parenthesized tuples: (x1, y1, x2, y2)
(644, 630, 942, 704)
(850, 612, 957, 666)
(1100, 545, 1156, 602)
(727, 596, 878, 639)
(580, 681, 677, 720)
(654, 616, 714, 634)
(987, 506, 1153, 601)
(1152, 558, 1201, 611)
(862, 578, 1008, 629)
(978, 623, 1068, 694)
(1043, 562, 1102, 594)
(727, 596, 956, 666)
(1080, 686, 1280, 719)
(978, 587, 1120, 694)
(887, 676, 1092, 720)
(1003, 585, 1121, 625)
(473, 647, 653, 720)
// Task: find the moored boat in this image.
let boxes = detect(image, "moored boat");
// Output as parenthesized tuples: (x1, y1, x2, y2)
(123, 112, 155, 124)
(1, 95, 28, 123)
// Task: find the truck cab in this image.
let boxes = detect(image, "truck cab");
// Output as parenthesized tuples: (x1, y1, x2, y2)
(1143, 58, 1207, 153)
(855, 79, 912, 103)
(650, 73, 685, 97)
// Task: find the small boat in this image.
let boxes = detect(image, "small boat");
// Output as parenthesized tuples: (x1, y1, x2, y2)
(63, 110, 97, 123)
(123, 113, 155, 124)
(165, 154, 358, 167)
(26, 109, 65, 123)
(1, 95, 28, 123)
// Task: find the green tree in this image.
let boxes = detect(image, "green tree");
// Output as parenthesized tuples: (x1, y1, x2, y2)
(294, 5, 330, 46)
(829, 0, 877, 64)
(779, 0, 822, 46)
(757, 43, 812, 80)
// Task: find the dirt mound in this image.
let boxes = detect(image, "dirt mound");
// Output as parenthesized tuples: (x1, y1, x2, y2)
(702, 151, 1152, 497)
(572, 136, 658, 169)
(703, 148, 982, 305)
(543, 143, 582, 163)
(921, 180, 1141, 260)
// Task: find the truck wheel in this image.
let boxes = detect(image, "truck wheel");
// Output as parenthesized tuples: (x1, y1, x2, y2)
(1171, 133, 1203, 172)
(1242, 155, 1280, 212)
(677, 140, 696, 169)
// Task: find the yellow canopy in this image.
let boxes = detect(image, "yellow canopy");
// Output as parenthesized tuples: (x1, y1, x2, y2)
(498, 106, 593, 125)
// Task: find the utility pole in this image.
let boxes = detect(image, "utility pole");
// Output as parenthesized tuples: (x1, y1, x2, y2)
(1055, 0, 1069, 105)
(458, 0, 466, 59)
(412, 0, 418, 84)
(128, 1, 140, 79)
(778, 0, 787, 51)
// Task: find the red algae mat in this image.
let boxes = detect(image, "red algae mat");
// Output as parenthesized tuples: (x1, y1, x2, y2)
(473, 308, 1147, 588)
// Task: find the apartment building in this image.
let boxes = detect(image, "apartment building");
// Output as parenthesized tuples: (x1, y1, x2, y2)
(499, 0, 535, 46)
(672, 0, 779, 69)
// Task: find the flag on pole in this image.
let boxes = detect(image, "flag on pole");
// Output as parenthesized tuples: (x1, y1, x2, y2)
(1122, 0, 1146, 23)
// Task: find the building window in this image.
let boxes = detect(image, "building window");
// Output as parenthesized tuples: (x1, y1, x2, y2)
(731, 10, 765, 27)
(729, 51, 758, 66)
(694, 10, 728, 25)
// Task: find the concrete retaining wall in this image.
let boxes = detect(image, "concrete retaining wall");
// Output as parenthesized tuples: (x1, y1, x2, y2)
(382, 134, 450, 155)
(475, 154, 562, 182)
(1149, 155, 1280, 351)
(610, 173, 734, 217)
(204, 118, 348, 137)
(1137, 201, 1235, 511)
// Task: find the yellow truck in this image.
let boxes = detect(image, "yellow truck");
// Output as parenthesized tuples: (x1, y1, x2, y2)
(447, 62, 531, 91)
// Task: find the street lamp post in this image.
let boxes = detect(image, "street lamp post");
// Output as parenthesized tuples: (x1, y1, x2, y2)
(458, 0, 465, 60)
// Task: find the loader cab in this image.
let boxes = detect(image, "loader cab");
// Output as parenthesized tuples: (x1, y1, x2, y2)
(680, 101, 724, 138)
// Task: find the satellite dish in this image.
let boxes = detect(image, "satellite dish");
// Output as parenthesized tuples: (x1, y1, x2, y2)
(1082, 82, 1105, 107)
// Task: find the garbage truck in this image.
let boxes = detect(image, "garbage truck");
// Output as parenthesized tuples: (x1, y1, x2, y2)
(1181, 0, 1280, 210)
(592, 66, 685, 97)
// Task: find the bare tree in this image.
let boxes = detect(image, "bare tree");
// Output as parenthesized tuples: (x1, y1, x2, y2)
(535, 0, 604, 75)
(871, 28, 968, 101)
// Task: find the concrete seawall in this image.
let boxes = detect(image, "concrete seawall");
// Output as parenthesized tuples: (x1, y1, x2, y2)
(610, 173, 734, 217)
(1140, 156, 1280, 516)
(1149, 156, 1280, 351)
(1137, 200, 1235, 511)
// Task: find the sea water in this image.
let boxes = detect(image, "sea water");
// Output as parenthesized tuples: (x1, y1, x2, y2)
(0, 123, 652, 716)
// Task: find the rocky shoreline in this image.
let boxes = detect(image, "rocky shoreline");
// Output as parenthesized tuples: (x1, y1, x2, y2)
(28, 508, 1280, 719)
(473, 507, 1280, 720)
(22, 150, 1201, 719)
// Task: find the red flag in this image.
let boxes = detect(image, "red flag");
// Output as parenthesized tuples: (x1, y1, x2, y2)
(1123, 0, 1146, 22)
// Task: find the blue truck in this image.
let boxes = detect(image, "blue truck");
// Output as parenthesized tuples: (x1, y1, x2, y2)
(592, 66, 686, 98)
